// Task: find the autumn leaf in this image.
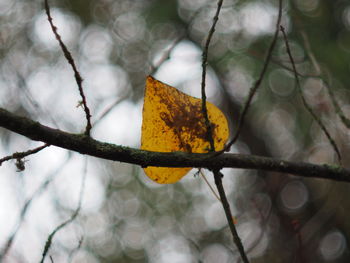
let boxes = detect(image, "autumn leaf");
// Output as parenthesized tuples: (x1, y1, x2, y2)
(141, 76, 229, 184)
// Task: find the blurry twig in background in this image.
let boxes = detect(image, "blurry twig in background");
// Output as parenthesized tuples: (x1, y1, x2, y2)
(67, 236, 84, 263)
(280, 26, 342, 163)
(14, 71, 61, 129)
(240, 197, 272, 261)
(324, 76, 350, 129)
(248, 49, 320, 78)
(300, 31, 350, 135)
(0, 143, 49, 169)
(40, 157, 88, 263)
(0, 153, 72, 261)
(149, 36, 184, 76)
(44, 0, 92, 136)
(300, 31, 321, 76)
(93, 93, 130, 127)
(222, 0, 283, 153)
(148, 0, 225, 77)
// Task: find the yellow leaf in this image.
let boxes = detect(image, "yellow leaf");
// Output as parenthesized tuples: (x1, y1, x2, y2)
(141, 76, 229, 184)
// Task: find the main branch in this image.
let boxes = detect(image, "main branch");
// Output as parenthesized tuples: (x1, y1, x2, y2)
(0, 108, 349, 182)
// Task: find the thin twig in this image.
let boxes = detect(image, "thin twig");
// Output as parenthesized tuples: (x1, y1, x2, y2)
(199, 169, 221, 201)
(221, 0, 283, 153)
(213, 170, 250, 263)
(300, 31, 321, 76)
(40, 158, 88, 263)
(44, 0, 92, 136)
(300, 32, 350, 130)
(200, 1, 249, 261)
(280, 26, 342, 163)
(93, 94, 129, 127)
(248, 49, 320, 79)
(15, 70, 61, 129)
(67, 236, 84, 263)
(0, 153, 71, 261)
(324, 77, 350, 129)
(149, 36, 185, 75)
(201, 0, 224, 151)
(0, 144, 49, 167)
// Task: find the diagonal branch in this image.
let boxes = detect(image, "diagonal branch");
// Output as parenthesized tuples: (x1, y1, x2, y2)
(223, 0, 283, 152)
(280, 26, 341, 163)
(44, 0, 92, 135)
(214, 170, 250, 263)
(0, 107, 349, 182)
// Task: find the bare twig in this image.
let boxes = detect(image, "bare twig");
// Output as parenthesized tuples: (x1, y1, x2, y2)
(199, 169, 220, 201)
(201, 0, 224, 151)
(214, 170, 250, 263)
(0, 153, 71, 261)
(222, 0, 283, 153)
(299, 32, 350, 130)
(67, 236, 84, 263)
(300, 31, 321, 76)
(0, 144, 49, 168)
(200, 1, 249, 261)
(149, 36, 185, 75)
(250, 36, 350, 132)
(93, 94, 129, 127)
(247, 49, 319, 79)
(280, 26, 342, 163)
(324, 77, 350, 129)
(14, 70, 61, 129)
(40, 158, 87, 263)
(44, 0, 92, 136)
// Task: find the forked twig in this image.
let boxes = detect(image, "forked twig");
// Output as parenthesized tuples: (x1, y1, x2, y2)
(0, 144, 49, 167)
(40, 158, 88, 263)
(44, 0, 92, 136)
(280, 26, 342, 163)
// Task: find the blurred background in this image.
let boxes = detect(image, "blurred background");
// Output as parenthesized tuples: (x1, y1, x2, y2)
(1, 0, 350, 262)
